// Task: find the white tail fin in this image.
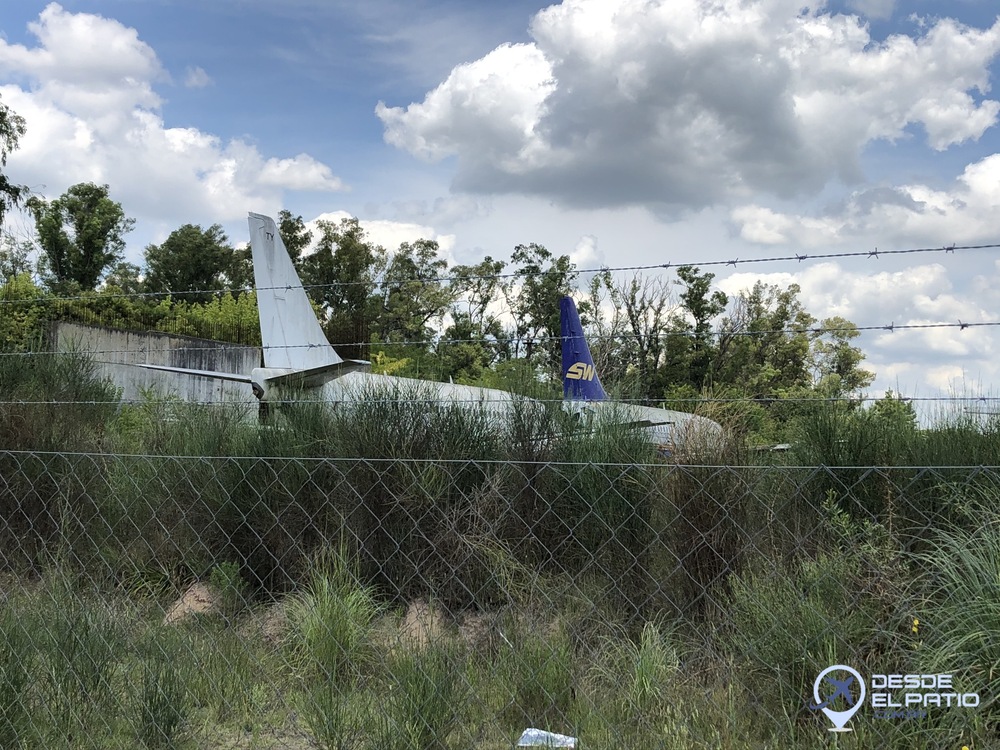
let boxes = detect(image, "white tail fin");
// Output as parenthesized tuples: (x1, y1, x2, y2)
(248, 212, 343, 371)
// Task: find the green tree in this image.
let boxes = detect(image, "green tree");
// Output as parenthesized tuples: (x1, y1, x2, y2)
(374, 239, 455, 344)
(867, 390, 917, 431)
(0, 95, 27, 226)
(607, 275, 675, 399)
(0, 236, 32, 280)
(227, 244, 253, 291)
(143, 223, 234, 302)
(102, 261, 144, 296)
(667, 266, 727, 389)
(714, 281, 814, 396)
(299, 216, 386, 359)
(29, 182, 134, 291)
(0, 272, 46, 350)
(278, 209, 313, 266)
(439, 257, 509, 381)
(504, 243, 579, 373)
(811, 316, 875, 395)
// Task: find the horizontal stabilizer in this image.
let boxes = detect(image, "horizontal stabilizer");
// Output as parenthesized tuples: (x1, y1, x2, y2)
(261, 359, 371, 390)
(136, 364, 253, 383)
(622, 419, 674, 428)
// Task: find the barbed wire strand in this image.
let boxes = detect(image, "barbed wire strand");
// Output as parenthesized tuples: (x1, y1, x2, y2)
(0, 318, 996, 360)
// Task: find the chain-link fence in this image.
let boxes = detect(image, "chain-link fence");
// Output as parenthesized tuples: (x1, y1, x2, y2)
(0, 450, 996, 748)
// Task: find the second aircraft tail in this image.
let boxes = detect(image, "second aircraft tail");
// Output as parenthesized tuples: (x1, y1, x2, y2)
(559, 296, 608, 402)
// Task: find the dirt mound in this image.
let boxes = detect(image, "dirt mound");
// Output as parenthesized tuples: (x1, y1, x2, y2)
(397, 598, 447, 649)
(239, 602, 289, 646)
(162, 581, 221, 625)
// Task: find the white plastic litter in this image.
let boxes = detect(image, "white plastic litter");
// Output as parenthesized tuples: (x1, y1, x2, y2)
(516, 728, 578, 747)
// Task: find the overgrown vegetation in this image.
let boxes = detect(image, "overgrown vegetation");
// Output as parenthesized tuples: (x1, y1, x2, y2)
(0, 352, 997, 747)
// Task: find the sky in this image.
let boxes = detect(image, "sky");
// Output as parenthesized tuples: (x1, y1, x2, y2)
(1, 0, 1000, 407)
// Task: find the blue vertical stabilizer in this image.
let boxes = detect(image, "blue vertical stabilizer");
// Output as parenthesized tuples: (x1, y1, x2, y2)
(560, 296, 608, 401)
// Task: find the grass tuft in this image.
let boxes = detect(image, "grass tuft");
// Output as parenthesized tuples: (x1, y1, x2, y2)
(285, 547, 385, 685)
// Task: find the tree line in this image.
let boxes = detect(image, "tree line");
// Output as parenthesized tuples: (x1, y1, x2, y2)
(0, 95, 875, 441)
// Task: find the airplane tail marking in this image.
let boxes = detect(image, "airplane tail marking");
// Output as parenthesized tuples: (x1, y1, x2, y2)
(565, 362, 596, 381)
(559, 296, 608, 401)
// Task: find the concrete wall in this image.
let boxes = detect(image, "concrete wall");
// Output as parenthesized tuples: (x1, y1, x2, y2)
(54, 322, 260, 405)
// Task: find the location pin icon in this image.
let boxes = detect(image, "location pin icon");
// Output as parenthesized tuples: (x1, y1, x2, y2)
(813, 665, 866, 732)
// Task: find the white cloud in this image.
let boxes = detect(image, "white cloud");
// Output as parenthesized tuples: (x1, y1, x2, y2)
(377, 42, 556, 165)
(717, 261, 996, 330)
(306, 211, 457, 263)
(378, 0, 1000, 212)
(0, 3, 163, 115)
(184, 66, 212, 88)
(258, 154, 345, 191)
(731, 153, 1000, 247)
(570, 234, 602, 268)
(0, 4, 345, 238)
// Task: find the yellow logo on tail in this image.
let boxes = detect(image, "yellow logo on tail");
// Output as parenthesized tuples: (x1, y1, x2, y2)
(566, 362, 596, 381)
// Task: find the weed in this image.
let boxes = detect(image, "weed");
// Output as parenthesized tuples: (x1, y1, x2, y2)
(136, 653, 188, 749)
(499, 622, 576, 733)
(285, 548, 385, 685)
(209, 560, 248, 618)
(178, 621, 273, 725)
(624, 621, 680, 710)
(912, 495, 1000, 734)
(721, 544, 894, 737)
(0, 606, 35, 749)
(371, 643, 469, 750)
(302, 685, 366, 750)
(38, 591, 126, 730)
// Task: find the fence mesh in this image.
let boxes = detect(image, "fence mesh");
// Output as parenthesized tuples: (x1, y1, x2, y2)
(0, 451, 995, 748)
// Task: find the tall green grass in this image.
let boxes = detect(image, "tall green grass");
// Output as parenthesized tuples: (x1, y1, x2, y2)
(372, 642, 470, 750)
(0, 606, 35, 749)
(0, 351, 117, 573)
(0, 350, 116, 452)
(787, 400, 1000, 551)
(98, 388, 677, 610)
(135, 646, 187, 749)
(285, 547, 386, 685)
(915, 491, 1000, 736)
